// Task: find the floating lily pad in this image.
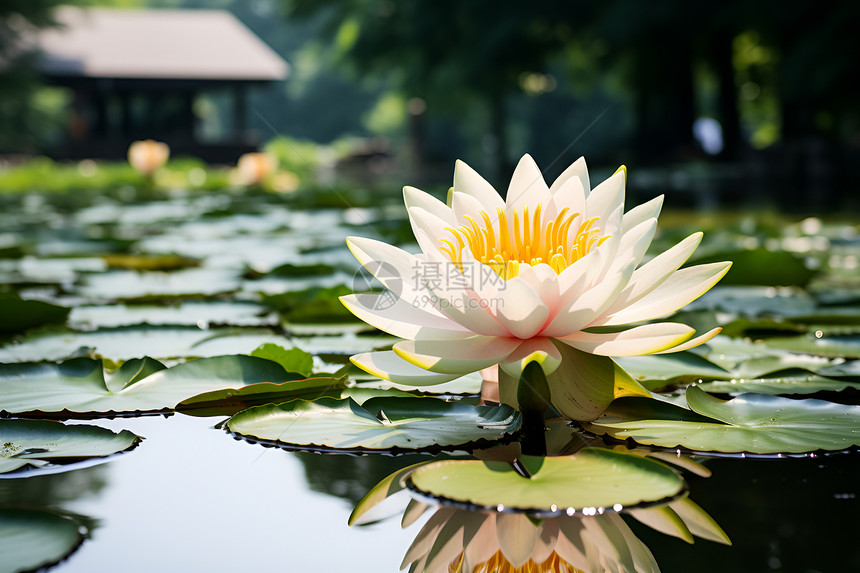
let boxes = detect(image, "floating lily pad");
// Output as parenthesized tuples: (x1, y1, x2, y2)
(0, 419, 140, 476)
(585, 386, 860, 454)
(0, 293, 69, 334)
(697, 370, 860, 396)
(250, 344, 314, 377)
(404, 449, 686, 516)
(764, 334, 860, 359)
(616, 352, 729, 386)
(0, 355, 299, 417)
(226, 397, 521, 453)
(0, 507, 89, 573)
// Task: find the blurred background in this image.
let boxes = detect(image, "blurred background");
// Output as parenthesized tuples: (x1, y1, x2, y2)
(1, 0, 858, 210)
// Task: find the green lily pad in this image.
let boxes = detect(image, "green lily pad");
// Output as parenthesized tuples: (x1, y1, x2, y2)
(250, 343, 314, 377)
(585, 386, 860, 454)
(226, 397, 521, 453)
(0, 293, 70, 335)
(616, 352, 730, 386)
(764, 334, 860, 359)
(0, 419, 140, 476)
(0, 355, 300, 417)
(0, 507, 89, 573)
(176, 375, 352, 417)
(692, 248, 815, 287)
(404, 449, 686, 516)
(697, 370, 860, 396)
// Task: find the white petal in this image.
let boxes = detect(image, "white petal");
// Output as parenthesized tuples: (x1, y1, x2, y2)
(597, 232, 704, 319)
(543, 260, 635, 338)
(347, 236, 416, 288)
(549, 156, 590, 195)
(404, 185, 453, 224)
(351, 351, 460, 385)
(515, 263, 560, 314)
(401, 507, 457, 569)
(557, 323, 696, 356)
(506, 154, 550, 213)
(655, 327, 722, 353)
(462, 516, 498, 572)
(600, 262, 732, 326)
(495, 277, 550, 339)
(610, 217, 657, 274)
(585, 169, 625, 231)
(545, 174, 586, 223)
(554, 518, 588, 570)
(499, 337, 562, 378)
(621, 195, 663, 233)
(530, 519, 559, 564)
(394, 336, 519, 375)
(408, 206, 454, 257)
(454, 159, 505, 211)
(340, 294, 469, 339)
(451, 190, 496, 229)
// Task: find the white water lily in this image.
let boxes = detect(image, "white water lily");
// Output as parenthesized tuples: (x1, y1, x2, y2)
(343, 155, 730, 420)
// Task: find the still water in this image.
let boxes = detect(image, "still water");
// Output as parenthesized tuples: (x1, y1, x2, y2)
(2, 413, 856, 572)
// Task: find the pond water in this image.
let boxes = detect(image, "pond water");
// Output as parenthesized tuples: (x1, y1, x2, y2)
(1, 183, 859, 572)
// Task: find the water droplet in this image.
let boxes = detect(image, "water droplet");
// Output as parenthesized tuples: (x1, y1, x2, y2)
(815, 330, 823, 339)
(496, 504, 504, 512)
(566, 507, 575, 516)
(550, 504, 558, 512)
(613, 504, 623, 512)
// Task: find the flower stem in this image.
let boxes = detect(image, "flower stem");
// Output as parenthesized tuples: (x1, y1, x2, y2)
(517, 361, 550, 457)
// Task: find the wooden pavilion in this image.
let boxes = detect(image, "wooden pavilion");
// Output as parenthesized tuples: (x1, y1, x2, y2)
(34, 7, 289, 162)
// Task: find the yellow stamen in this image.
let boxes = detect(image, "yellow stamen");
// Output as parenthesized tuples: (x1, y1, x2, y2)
(442, 204, 610, 280)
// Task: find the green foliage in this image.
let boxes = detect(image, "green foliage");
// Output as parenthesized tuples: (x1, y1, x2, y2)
(0, 293, 70, 334)
(250, 343, 314, 377)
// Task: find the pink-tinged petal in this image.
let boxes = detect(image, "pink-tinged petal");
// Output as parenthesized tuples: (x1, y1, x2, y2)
(461, 515, 498, 573)
(394, 336, 519, 375)
(549, 156, 590, 195)
(506, 154, 551, 213)
(497, 513, 540, 567)
(531, 519, 559, 564)
(545, 174, 586, 223)
(655, 327, 722, 354)
(340, 294, 469, 340)
(545, 340, 651, 421)
(495, 277, 550, 339)
(401, 507, 458, 569)
(557, 323, 696, 356)
(621, 195, 663, 233)
(403, 185, 453, 224)
(599, 262, 732, 326)
(596, 232, 704, 319)
(350, 351, 460, 385)
(585, 169, 625, 231)
(543, 260, 635, 337)
(454, 159, 505, 211)
(499, 337, 562, 378)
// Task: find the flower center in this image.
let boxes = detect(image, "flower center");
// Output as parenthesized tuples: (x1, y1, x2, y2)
(439, 205, 608, 279)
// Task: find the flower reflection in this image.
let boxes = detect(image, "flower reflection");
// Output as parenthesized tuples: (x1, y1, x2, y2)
(402, 506, 656, 573)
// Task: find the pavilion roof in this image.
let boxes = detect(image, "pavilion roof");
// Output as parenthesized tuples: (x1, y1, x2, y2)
(35, 7, 289, 82)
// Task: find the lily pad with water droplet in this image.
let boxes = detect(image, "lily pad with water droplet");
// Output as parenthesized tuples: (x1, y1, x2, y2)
(0, 507, 90, 573)
(404, 449, 686, 516)
(585, 385, 860, 454)
(226, 397, 521, 453)
(763, 333, 860, 359)
(696, 370, 860, 396)
(615, 352, 730, 386)
(0, 419, 140, 476)
(0, 355, 300, 417)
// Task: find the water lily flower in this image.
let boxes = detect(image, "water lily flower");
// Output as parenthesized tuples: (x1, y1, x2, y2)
(343, 155, 731, 420)
(235, 152, 276, 186)
(127, 139, 169, 175)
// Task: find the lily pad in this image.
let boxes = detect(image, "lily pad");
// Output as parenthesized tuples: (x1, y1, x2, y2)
(0, 293, 70, 334)
(226, 397, 521, 453)
(0, 419, 140, 476)
(404, 449, 686, 516)
(697, 370, 860, 396)
(763, 334, 860, 359)
(616, 352, 729, 386)
(250, 344, 314, 377)
(0, 355, 300, 417)
(0, 507, 89, 573)
(585, 386, 860, 454)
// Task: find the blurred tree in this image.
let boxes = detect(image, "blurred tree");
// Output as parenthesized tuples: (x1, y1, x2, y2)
(284, 0, 584, 184)
(0, 0, 75, 153)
